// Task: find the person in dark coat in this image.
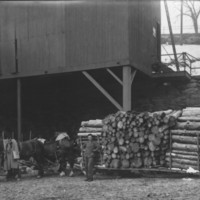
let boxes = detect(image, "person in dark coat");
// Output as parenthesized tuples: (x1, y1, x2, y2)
(84, 134, 99, 182)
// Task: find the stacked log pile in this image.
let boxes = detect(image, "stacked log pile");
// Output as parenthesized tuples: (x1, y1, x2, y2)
(78, 119, 103, 137)
(165, 107, 200, 170)
(77, 119, 103, 165)
(101, 110, 181, 169)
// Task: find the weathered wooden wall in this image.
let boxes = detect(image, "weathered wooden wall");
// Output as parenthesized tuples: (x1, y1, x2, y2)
(129, 0, 161, 75)
(0, 0, 160, 79)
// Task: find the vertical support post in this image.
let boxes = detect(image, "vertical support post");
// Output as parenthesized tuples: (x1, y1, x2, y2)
(169, 130, 172, 170)
(156, 22, 161, 62)
(123, 66, 132, 111)
(164, 0, 180, 71)
(197, 133, 200, 172)
(183, 53, 186, 72)
(17, 78, 21, 141)
(180, 0, 183, 45)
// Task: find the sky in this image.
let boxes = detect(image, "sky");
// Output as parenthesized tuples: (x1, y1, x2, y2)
(161, 0, 200, 34)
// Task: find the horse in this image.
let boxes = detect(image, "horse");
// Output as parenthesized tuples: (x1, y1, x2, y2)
(41, 133, 80, 177)
(0, 138, 45, 179)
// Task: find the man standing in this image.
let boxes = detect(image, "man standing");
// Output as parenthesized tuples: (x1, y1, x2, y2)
(3, 131, 20, 181)
(84, 134, 99, 182)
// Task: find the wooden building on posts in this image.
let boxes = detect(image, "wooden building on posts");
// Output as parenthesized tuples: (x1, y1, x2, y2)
(0, 0, 161, 140)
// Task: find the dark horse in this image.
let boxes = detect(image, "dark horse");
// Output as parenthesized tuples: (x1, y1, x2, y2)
(42, 136, 80, 176)
(0, 138, 45, 179)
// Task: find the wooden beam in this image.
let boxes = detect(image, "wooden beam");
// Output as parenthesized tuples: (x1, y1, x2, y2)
(106, 68, 123, 85)
(82, 71, 123, 110)
(17, 78, 21, 141)
(123, 66, 132, 111)
(131, 69, 137, 85)
(164, 0, 180, 71)
(180, 0, 183, 45)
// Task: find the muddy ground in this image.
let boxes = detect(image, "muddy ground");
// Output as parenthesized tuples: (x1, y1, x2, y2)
(0, 172, 200, 200)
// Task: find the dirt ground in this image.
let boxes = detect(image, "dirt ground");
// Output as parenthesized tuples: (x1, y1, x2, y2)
(1, 172, 200, 200)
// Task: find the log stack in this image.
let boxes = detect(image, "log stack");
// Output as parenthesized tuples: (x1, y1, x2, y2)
(77, 119, 103, 139)
(101, 110, 181, 169)
(165, 107, 200, 170)
(77, 119, 103, 165)
(77, 119, 103, 156)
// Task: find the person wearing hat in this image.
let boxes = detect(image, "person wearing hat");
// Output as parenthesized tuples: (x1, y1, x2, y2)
(84, 134, 99, 182)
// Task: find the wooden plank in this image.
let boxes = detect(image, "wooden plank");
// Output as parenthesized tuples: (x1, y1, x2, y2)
(106, 68, 122, 85)
(15, 4, 29, 40)
(131, 69, 137, 84)
(0, 60, 129, 80)
(47, 33, 65, 72)
(0, 40, 15, 75)
(82, 71, 123, 110)
(151, 71, 191, 81)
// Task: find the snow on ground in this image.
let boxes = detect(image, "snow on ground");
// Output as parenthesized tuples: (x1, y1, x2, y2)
(161, 45, 200, 75)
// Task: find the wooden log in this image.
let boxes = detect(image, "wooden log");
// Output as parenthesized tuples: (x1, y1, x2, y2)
(77, 132, 102, 137)
(169, 110, 182, 119)
(168, 116, 177, 127)
(176, 121, 200, 130)
(148, 141, 156, 151)
(184, 107, 200, 110)
(171, 129, 200, 136)
(172, 135, 199, 144)
(130, 143, 140, 153)
(172, 142, 199, 152)
(178, 117, 200, 122)
(171, 150, 198, 156)
(158, 125, 169, 133)
(166, 161, 198, 170)
(144, 156, 153, 167)
(151, 126, 159, 134)
(166, 152, 199, 161)
(182, 110, 200, 117)
(131, 157, 143, 168)
(165, 157, 198, 166)
(151, 109, 173, 116)
(148, 134, 161, 145)
(81, 120, 103, 127)
(79, 127, 102, 132)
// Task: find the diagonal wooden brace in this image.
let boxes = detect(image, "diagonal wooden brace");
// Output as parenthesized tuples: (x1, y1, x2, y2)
(106, 68, 123, 85)
(82, 71, 123, 110)
(131, 69, 137, 85)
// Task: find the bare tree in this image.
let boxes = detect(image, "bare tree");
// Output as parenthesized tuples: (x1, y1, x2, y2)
(182, 0, 200, 34)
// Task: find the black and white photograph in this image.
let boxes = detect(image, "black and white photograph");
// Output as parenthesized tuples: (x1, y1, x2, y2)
(0, 0, 200, 199)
